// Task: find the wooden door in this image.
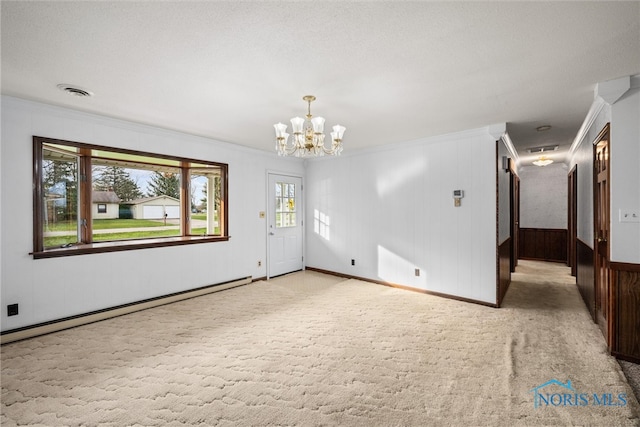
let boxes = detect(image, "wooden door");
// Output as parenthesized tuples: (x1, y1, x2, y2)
(594, 125, 611, 343)
(510, 168, 520, 272)
(568, 166, 577, 276)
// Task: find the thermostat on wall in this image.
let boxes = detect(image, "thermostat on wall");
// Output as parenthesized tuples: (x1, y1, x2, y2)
(453, 190, 464, 207)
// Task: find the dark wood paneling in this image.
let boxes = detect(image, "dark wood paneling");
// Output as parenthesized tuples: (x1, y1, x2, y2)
(611, 265, 640, 363)
(498, 238, 511, 307)
(519, 228, 567, 263)
(576, 239, 595, 319)
(548, 229, 568, 262)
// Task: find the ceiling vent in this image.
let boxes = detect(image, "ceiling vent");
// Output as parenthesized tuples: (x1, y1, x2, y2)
(527, 145, 558, 154)
(57, 84, 93, 97)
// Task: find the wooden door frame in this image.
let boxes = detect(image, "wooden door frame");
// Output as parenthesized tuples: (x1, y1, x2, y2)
(568, 165, 577, 276)
(509, 161, 520, 272)
(593, 123, 612, 345)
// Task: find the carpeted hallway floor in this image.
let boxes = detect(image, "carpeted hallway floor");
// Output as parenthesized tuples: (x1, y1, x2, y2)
(1, 260, 639, 426)
(622, 360, 640, 406)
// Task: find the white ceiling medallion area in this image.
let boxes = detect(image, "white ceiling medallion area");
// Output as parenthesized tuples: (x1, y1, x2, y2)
(274, 96, 346, 158)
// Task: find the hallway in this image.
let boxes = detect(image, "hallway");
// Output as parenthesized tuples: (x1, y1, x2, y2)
(509, 259, 640, 406)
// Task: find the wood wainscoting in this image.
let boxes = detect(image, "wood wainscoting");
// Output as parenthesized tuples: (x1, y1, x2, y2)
(519, 228, 567, 263)
(497, 237, 511, 306)
(611, 262, 640, 363)
(576, 238, 595, 319)
(574, 239, 640, 363)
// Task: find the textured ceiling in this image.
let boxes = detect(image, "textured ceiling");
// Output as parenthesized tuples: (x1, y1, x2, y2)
(2, 1, 639, 164)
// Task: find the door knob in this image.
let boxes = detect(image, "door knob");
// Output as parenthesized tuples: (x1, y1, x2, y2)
(269, 232, 275, 236)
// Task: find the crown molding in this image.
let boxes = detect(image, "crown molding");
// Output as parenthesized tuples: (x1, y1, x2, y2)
(596, 75, 631, 105)
(567, 96, 607, 161)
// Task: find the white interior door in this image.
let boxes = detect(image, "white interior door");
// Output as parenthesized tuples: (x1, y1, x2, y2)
(268, 174, 303, 278)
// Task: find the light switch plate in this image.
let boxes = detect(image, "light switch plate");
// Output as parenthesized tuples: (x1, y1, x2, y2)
(619, 209, 640, 223)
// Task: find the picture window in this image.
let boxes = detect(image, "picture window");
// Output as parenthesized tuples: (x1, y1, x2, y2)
(33, 136, 228, 258)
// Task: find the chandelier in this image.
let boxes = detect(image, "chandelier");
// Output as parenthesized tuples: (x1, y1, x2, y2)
(274, 95, 346, 157)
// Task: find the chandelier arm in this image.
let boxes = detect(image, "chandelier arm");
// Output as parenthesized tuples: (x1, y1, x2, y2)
(322, 145, 338, 155)
(285, 145, 298, 156)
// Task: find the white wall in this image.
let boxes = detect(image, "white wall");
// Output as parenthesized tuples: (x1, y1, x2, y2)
(305, 127, 499, 304)
(0, 96, 304, 331)
(569, 102, 610, 247)
(519, 163, 568, 229)
(610, 85, 640, 263)
(1, 96, 507, 328)
(497, 137, 513, 244)
(569, 74, 640, 264)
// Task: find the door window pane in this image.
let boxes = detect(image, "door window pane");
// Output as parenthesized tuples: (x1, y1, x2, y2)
(275, 182, 296, 228)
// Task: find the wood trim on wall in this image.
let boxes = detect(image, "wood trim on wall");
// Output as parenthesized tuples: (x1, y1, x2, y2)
(32, 136, 230, 258)
(610, 262, 640, 272)
(510, 173, 520, 273)
(568, 165, 578, 276)
(576, 238, 595, 319)
(610, 263, 640, 363)
(498, 237, 511, 307)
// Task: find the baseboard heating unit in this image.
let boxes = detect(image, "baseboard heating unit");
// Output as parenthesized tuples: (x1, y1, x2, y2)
(1, 276, 252, 345)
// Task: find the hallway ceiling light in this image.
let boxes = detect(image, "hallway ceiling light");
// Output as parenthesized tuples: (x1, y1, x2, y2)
(533, 156, 554, 167)
(274, 95, 345, 157)
(536, 125, 552, 132)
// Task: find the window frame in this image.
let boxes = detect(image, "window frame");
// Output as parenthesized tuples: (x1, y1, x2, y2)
(32, 136, 229, 259)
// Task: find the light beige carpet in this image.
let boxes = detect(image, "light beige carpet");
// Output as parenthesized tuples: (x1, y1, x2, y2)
(1, 261, 639, 426)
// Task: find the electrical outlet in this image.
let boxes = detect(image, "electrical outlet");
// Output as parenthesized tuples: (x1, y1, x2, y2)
(258, 260, 262, 267)
(351, 259, 355, 266)
(7, 304, 18, 317)
(619, 210, 640, 223)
